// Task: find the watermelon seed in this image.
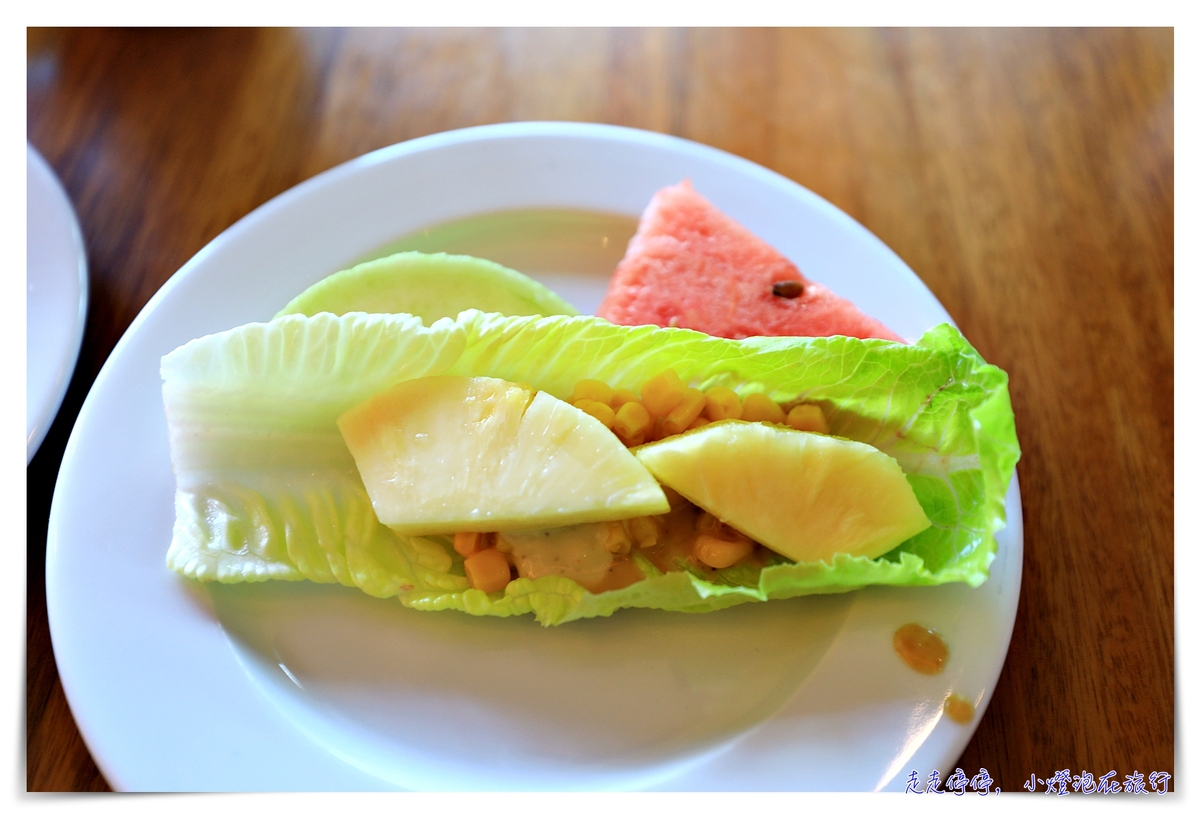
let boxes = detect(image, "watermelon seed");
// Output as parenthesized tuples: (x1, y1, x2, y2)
(772, 281, 804, 298)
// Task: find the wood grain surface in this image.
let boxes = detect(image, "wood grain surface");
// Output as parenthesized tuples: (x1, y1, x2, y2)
(26, 28, 1173, 793)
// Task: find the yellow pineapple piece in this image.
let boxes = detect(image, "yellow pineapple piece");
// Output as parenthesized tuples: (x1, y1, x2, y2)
(338, 375, 668, 533)
(636, 420, 930, 563)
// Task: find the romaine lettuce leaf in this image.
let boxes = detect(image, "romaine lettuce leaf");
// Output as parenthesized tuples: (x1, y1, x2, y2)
(162, 310, 1019, 625)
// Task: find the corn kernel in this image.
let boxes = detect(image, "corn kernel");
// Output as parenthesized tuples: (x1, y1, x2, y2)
(641, 369, 688, 416)
(742, 393, 785, 424)
(786, 404, 830, 434)
(696, 512, 751, 543)
(464, 548, 512, 592)
(661, 388, 707, 436)
(609, 387, 640, 409)
(687, 415, 709, 431)
(704, 386, 743, 421)
(602, 521, 632, 555)
(644, 417, 670, 443)
(627, 516, 664, 549)
(613, 400, 651, 441)
(454, 531, 491, 557)
(572, 379, 614, 405)
(696, 511, 732, 538)
(693, 533, 754, 569)
(574, 398, 616, 427)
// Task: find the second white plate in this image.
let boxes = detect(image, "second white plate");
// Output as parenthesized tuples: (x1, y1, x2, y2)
(27, 143, 88, 462)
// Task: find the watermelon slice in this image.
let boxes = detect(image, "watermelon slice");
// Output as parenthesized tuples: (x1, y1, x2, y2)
(596, 181, 904, 342)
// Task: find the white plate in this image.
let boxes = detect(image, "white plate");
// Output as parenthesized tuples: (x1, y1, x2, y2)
(27, 143, 88, 462)
(47, 122, 1022, 791)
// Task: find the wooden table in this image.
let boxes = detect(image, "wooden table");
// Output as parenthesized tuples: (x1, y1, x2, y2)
(26, 28, 1174, 793)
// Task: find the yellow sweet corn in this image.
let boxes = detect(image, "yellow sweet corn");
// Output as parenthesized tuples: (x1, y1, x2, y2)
(627, 516, 663, 549)
(786, 404, 830, 434)
(641, 370, 688, 416)
(693, 533, 754, 569)
(609, 387, 641, 409)
(453, 531, 490, 557)
(464, 548, 512, 592)
(602, 521, 632, 555)
(574, 399, 616, 428)
(572, 379, 614, 406)
(613, 400, 651, 442)
(662, 387, 706, 436)
(742, 393, 785, 424)
(704, 386, 742, 421)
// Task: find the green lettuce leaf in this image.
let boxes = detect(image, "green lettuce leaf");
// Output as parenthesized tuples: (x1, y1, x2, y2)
(162, 310, 1019, 625)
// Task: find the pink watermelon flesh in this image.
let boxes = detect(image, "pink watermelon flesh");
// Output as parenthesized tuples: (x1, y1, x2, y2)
(596, 181, 904, 342)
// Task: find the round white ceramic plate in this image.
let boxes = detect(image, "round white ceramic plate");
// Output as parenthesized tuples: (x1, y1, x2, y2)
(27, 143, 88, 462)
(47, 122, 1022, 791)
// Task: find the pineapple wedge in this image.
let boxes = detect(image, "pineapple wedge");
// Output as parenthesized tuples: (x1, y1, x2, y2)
(634, 420, 930, 563)
(338, 376, 669, 534)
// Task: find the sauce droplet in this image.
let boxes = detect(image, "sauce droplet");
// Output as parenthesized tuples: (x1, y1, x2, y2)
(893, 623, 948, 674)
(772, 280, 805, 298)
(944, 694, 975, 724)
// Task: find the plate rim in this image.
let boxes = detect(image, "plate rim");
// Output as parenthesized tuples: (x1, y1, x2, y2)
(27, 141, 89, 462)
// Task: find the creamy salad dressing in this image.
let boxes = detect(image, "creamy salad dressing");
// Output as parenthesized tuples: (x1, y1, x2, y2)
(636, 501, 707, 575)
(493, 496, 765, 594)
(498, 525, 630, 592)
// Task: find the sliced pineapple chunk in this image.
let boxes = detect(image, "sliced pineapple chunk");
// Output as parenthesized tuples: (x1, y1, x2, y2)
(634, 420, 930, 563)
(338, 376, 669, 534)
